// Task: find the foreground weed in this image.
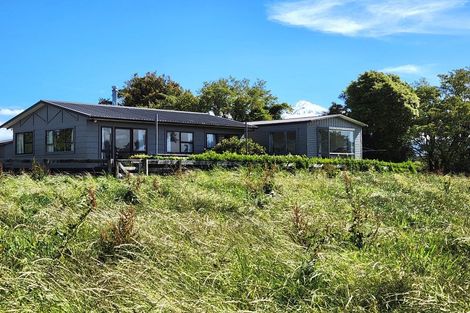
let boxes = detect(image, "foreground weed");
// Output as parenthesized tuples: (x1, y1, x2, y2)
(343, 172, 379, 249)
(31, 159, 49, 181)
(55, 187, 96, 258)
(98, 207, 138, 261)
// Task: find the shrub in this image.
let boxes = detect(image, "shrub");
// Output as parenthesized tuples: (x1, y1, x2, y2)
(190, 152, 422, 173)
(98, 207, 138, 260)
(31, 159, 48, 181)
(212, 137, 266, 155)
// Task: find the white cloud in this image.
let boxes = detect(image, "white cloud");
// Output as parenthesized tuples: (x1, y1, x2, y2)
(283, 100, 328, 119)
(380, 64, 423, 75)
(0, 108, 23, 116)
(267, 0, 470, 37)
(0, 124, 13, 141)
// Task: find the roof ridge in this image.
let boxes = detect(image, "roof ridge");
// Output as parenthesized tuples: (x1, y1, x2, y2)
(43, 99, 216, 116)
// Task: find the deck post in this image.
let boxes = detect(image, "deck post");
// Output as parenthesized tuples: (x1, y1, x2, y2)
(115, 160, 120, 178)
(107, 158, 113, 174)
(145, 159, 149, 176)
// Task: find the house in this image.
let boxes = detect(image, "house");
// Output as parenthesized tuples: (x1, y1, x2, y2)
(0, 100, 251, 169)
(248, 115, 366, 159)
(0, 100, 367, 169)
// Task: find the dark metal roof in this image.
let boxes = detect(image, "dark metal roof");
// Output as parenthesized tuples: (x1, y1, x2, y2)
(1, 100, 252, 129)
(248, 114, 367, 127)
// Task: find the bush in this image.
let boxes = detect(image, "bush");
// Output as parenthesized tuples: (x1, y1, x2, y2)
(190, 151, 422, 173)
(98, 207, 138, 260)
(212, 137, 266, 155)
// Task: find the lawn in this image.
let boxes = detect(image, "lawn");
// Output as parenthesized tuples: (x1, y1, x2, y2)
(0, 168, 469, 312)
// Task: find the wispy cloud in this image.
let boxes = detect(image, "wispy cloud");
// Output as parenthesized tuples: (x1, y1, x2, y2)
(267, 0, 470, 37)
(380, 64, 423, 75)
(0, 108, 23, 116)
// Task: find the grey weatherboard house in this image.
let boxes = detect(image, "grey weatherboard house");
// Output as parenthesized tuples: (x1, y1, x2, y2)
(0, 100, 249, 169)
(0, 100, 366, 169)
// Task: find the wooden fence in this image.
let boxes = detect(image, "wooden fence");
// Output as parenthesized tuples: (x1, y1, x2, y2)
(114, 159, 242, 178)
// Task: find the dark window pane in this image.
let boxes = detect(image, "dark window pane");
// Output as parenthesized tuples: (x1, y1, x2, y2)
(318, 128, 329, 158)
(271, 132, 285, 155)
(167, 131, 180, 153)
(181, 143, 193, 153)
(101, 127, 112, 159)
(286, 131, 296, 154)
(133, 129, 147, 152)
(24, 143, 33, 154)
(102, 127, 112, 151)
(206, 134, 217, 148)
(115, 129, 131, 157)
(181, 132, 193, 142)
(24, 132, 33, 144)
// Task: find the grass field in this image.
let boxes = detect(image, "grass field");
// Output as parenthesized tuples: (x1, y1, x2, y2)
(0, 168, 469, 312)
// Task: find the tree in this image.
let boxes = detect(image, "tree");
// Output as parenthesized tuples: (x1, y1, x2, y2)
(411, 80, 441, 171)
(98, 98, 113, 105)
(413, 69, 470, 173)
(341, 71, 420, 162)
(199, 77, 291, 121)
(326, 102, 348, 115)
(118, 72, 186, 109)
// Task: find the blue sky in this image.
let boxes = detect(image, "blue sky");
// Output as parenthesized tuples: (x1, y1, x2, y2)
(1, 0, 470, 139)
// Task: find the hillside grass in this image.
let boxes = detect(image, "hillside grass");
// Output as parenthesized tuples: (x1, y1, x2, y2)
(0, 168, 469, 312)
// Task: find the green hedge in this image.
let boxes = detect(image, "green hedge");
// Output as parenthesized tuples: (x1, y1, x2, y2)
(131, 151, 422, 173)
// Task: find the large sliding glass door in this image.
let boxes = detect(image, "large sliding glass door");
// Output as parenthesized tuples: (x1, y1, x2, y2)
(269, 131, 296, 155)
(101, 127, 147, 159)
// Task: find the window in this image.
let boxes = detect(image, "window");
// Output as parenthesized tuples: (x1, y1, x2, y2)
(113, 128, 147, 158)
(133, 129, 147, 152)
(269, 131, 296, 155)
(16, 132, 33, 154)
(271, 132, 285, 154)
(330, 129, 354, 154)
(46, 128, 74, 152)
(101, 127, 112, 159)
(318, 128, 329, 158)
(317, 128, 354, 158)
(167, 131, 193, 153)
(115, 128, 131, 158)
(206, 133, 217, 149)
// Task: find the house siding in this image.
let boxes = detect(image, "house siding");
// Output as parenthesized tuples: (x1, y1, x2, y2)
(250, 122, 309, 155)
(0, 142, 13, 160)
(7, 104, 96, 161)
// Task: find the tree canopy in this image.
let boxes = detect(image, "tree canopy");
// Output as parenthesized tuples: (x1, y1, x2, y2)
(341, 71, 420, 162)
(114, 72, 291, 121)
(118, 72, 187, 110)
(198, 77, 291, 121)
(412, 69, 470, 173)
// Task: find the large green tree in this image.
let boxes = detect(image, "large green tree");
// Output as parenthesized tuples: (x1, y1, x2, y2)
(118, 72, 199, 111)
(199, 77, 291, 121)
(341, 71, 420, 162)
(413, 69, 470, 173)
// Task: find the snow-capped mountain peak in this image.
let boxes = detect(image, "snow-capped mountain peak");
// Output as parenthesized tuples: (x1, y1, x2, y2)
(282, 100, 328, 119)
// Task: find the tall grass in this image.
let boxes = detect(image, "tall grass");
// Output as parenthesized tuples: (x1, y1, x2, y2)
(0, 170, 469, 312)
